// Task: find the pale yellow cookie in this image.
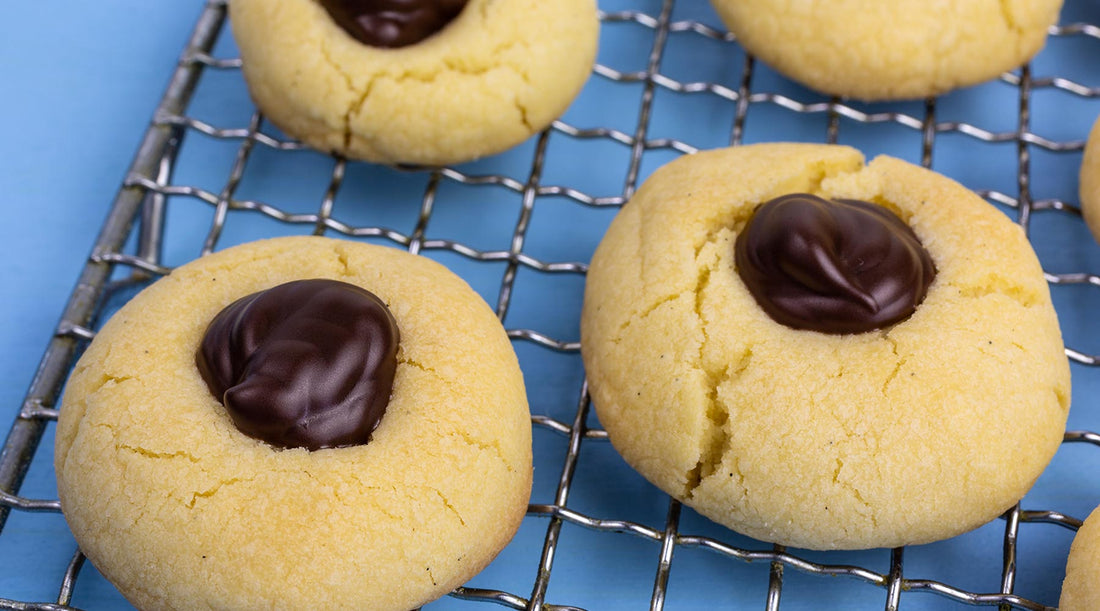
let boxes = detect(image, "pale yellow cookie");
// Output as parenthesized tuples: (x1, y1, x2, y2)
(1080, 116, 1100, 244)
(708, 0, 1062, 101)
(1061, 504, 1100, 611)
(581, 143, 1070, 550)
(55, 236, 532, 610)
(229, 0, 598, 165)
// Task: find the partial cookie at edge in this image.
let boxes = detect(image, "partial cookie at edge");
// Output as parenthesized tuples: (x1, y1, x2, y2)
(1080, 115, 1100, 244)
(229, 0, 598, 165)
(1061, 504, 1100, 611)
(708, 0, 1062, 100)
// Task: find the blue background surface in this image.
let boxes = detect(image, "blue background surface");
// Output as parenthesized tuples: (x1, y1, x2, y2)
(0, 3, 200, 452)
(3, 1, 1100, 609)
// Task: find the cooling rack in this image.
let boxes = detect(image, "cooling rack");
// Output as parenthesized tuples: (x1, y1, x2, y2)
(2, 0, 1100, 609)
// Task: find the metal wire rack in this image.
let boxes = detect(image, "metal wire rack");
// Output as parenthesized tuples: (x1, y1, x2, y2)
(2, 0, 1100, 609)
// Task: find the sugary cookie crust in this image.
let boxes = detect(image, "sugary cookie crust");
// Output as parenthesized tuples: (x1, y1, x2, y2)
(1061, 504, 1100, 611)
(708, 0, 1062, 101)
(55, 236, 532, 610)
(229, 0, 598, 165)
(1080, 116, 1100, 244)
(581, 143, 1070, 550)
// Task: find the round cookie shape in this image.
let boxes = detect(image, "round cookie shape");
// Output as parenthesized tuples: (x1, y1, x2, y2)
(54, 236, 533, 610)
(229, 0, 599, 165)
(581, 143, 1070, 550)
(708, 0, 1062, 101)
(1080, 115, 1100, 244)
(1061, 504, 1100, 611)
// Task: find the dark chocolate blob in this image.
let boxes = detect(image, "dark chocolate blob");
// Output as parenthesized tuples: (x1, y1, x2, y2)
(318, 0, 468, 48)
(734, 193, 935, 335)
(196, 279, 400, 450)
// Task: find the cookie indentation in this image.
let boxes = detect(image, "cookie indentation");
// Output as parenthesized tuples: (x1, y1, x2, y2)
(197, 278, 400, 450)
(319, 0, 468, 48)
(734, 193, 935, 334)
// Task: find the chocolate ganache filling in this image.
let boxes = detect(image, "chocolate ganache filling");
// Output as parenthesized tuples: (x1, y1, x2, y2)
(196, 279, 400, 450)
(318, 0, 469, 48)
(734, 193, 935, 335)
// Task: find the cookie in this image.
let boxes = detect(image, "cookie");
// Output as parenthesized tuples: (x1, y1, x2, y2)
(708, 0, 1062, 100)
(581, 143, 1070, 550)
(54, 236, 532, 610)
(1080, 115, 1100, 244)
(229, 0, 598, 165)
(1061, 504, 1100, 611)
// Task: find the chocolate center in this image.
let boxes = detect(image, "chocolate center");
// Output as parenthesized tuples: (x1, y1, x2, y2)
(318, 0, 469, 48)
(734, 193, 935, 334)
(196, 279, 400, 450)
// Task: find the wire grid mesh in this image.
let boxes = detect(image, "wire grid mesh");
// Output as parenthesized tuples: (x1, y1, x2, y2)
(2, 0, 1100, 609)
